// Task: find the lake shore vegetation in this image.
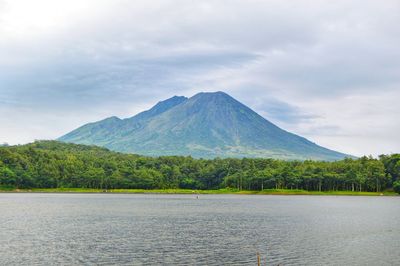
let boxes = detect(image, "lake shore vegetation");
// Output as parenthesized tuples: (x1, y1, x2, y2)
(0, 141, 399, 194)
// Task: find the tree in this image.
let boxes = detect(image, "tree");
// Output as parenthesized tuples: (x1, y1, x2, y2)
(364, 159, 386, 192)
(393, 181, 400, 194)
(0, 166, 16, 186)
(0, 140, 398, 193)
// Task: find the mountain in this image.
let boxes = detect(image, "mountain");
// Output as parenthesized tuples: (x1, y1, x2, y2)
(59, 91, 350, 160)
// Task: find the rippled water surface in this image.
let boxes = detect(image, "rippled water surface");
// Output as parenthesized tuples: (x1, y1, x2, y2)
(0, 194, 399, 265)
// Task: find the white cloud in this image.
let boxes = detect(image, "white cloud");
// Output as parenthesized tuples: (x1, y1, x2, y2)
(0, 0, 399, 156)
(281, 90, 400, 156)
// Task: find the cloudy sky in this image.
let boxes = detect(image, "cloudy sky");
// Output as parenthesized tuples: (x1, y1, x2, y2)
(0, 0, 399, 156)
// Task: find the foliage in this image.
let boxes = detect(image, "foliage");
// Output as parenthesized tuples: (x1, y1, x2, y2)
(0, 141, 397, 192)
(393, 181, 400, 194)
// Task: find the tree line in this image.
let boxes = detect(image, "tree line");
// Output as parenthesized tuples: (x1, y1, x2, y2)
(0, 141, 399, 193)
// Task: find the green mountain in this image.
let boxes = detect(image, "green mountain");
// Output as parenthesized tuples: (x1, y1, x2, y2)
(59, 91, 350, 160)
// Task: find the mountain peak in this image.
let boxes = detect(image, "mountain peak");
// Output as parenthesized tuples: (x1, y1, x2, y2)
(59, 91, 351, 160)
(151, 95, 187, 111)
(193, 91, 230, 99)
(127, 95, 187, 121)
(160, 95, 187, 102)
(189, 91, 239, 108)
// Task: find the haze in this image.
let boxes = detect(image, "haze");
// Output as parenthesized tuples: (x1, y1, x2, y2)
(0, 0, 399, 156)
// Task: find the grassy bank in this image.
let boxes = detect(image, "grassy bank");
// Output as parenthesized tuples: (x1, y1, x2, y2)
(0, 187, 397, 196)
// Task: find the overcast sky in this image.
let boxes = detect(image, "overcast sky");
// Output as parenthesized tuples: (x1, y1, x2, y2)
(0, 0, 399, 156)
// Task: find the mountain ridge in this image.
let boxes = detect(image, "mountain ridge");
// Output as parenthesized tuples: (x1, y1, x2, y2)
(59, 91, 351, 160)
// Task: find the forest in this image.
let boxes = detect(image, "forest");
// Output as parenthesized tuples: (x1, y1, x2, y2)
(0, 141, 399, 193)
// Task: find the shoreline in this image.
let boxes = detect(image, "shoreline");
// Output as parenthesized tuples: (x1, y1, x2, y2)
(0, 188, 397, 196)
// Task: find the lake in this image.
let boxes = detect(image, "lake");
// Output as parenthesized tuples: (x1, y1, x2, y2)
(0, 194, 399, 265)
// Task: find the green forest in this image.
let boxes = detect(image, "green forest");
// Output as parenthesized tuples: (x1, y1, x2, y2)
(0, 141, 399, 194)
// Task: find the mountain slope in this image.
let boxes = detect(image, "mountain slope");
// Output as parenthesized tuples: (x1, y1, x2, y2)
(59, 92, 350, 160)
(59, 95, 187, 146)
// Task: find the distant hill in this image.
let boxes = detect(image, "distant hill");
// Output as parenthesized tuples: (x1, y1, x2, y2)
(59, 91, 351, 160)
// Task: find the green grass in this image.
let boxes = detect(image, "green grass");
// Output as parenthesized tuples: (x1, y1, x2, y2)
(0, 187, 397, 196)
(256, 189, 397, 196)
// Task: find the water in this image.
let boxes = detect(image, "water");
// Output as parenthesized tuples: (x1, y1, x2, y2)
(0, 194, 399, 265)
